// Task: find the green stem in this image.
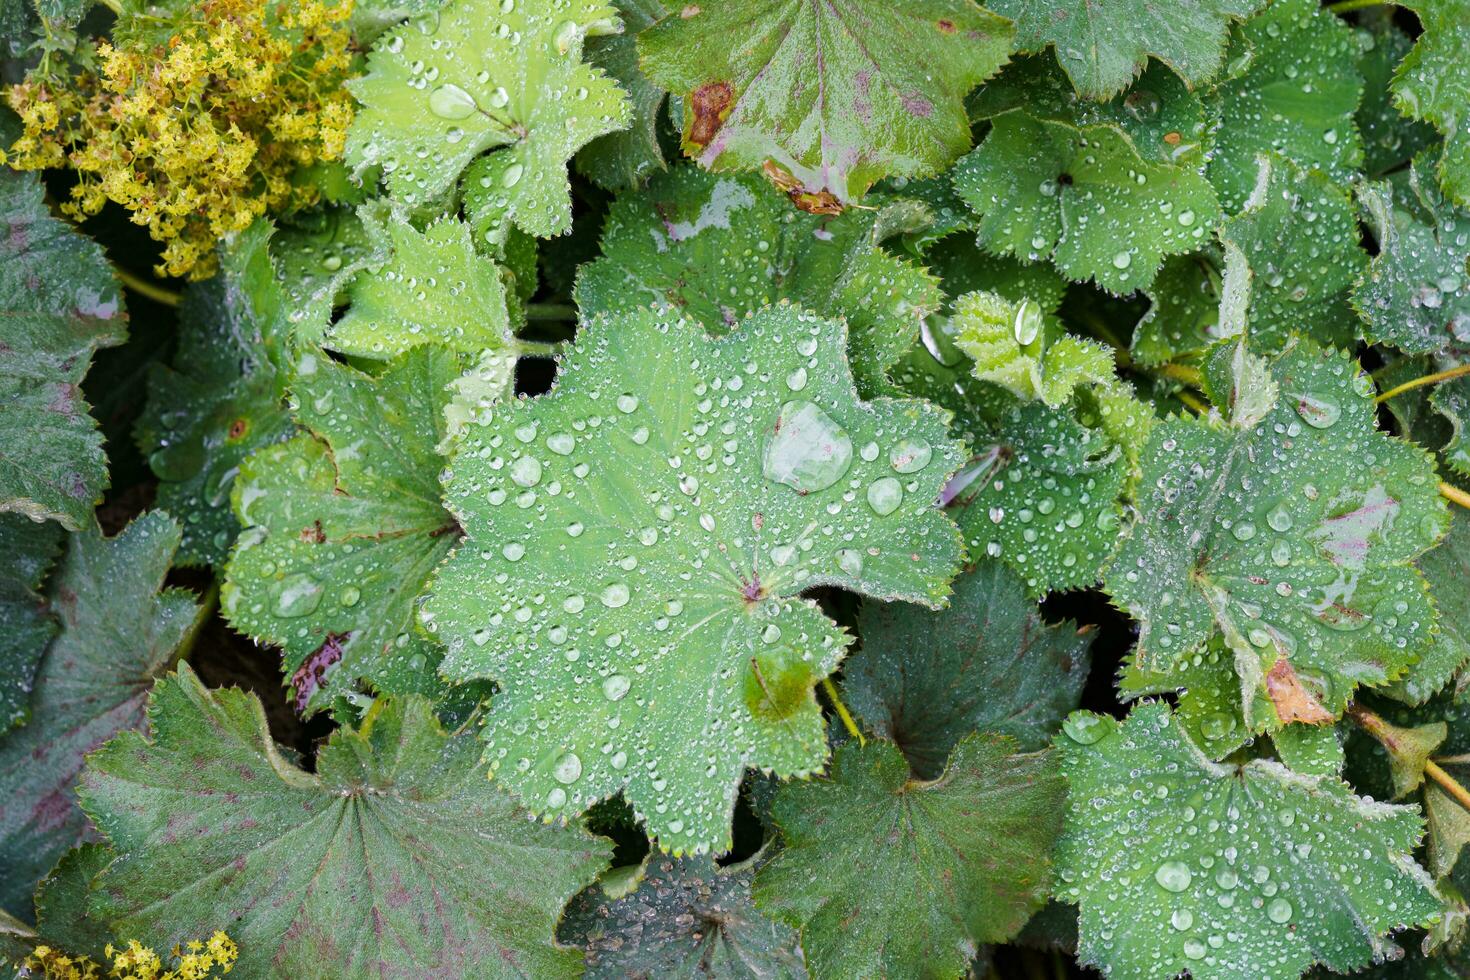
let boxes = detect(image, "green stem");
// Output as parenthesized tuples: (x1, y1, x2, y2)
(1374, 363, 1470, 402)
(515, 339, 569, 358)
(175, 582, 220, 667)
(1350, 703, 1470, 812)
(1442, 482, 1470, 512)
(95, 0, 122, 13)
(525, 302, 577, 322)
(821, 678, 865, 746)
(1325, 0, 1387, 11)
(114, 265, 181, 307)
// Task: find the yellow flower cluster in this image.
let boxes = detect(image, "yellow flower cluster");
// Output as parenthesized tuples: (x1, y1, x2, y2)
(23, 931, 237, 980)
(5, 0, 356, 279)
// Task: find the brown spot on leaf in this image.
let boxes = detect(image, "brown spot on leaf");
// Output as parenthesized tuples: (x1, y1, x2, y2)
(228, 417, 249, 440)
(688, 81, 733, 148)
(761, 161, 844, 215)
(291, 632, 349, 714)
(1164, 131, 1182, 145)
(680, 3, 700, 15)
(299, 520, 326, 544)
(1264, 657, 1333, 724)
(937, 18, 956, 33)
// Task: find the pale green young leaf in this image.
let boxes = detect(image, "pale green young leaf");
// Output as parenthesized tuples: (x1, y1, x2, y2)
(137, 223, 297, 566)
(1391, 0, 1470, 205)
(223, 346, 462, 712)
(80, 667, 611, 979)
(346, 0, 630, 235)
(422, 306, 965, 853)
(1055, 702, 1440, 980)
(950, 289, 1113, 407)
(561, 853, 805, 978)
(576, 167, 942, 395)
(1104, 340, 1447, 727)
(844, 560, 1092, 778)
(953, 113, 1218, 294)
(0, 513, 204, 919)
(1205, 0, 1365, 213)
(1355, 155, 1470, 356)
(1218, 155, 1366, 352)
(637, 0, 1013, 204)
(0, 515, 61, 732)
(988, 0, 1263, 100)
(754, 736, 1063, 979)
(968, 56, 1209, 166)
(576, 0, 669, 191)
(0, 169, 126, 531)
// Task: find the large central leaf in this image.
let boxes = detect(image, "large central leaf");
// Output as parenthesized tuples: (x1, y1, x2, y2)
(80, 667, 612, 978)
(423, 306, 964, 853)
(1104, 340, 1446, 727)
(637, 0, 1013, 204)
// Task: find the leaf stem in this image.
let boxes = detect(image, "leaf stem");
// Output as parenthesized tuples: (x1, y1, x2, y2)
(114, 265, 181, 307)
(1441, 482, 1470, 511)
(821, 677, 865, 746)
(176, 581, 220, 667)
(525, 302, 577, 322)
(1350, 703, 1470, 811)
(1157, 362, 1203, 386)
(1325, 0, 1386, 11)
(1175, 389, 1209, 415)
(515, 338, 570, 358)
(1374, 363, 1470, 402)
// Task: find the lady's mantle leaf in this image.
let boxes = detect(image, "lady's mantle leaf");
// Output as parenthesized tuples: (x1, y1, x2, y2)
(1382, 508, 1470, 705)
(1354, 155, 1470, 356)
(844, 560, 1093, 778)
(1055, 702, 1440, 980)
(1131, 250, 1226, 367)
(0, 515, 62, 731)
(561, 853, 805, 978)
(80, 666, 611, 979)
(637, 0, 1013, 206)
(272, 206, 385, 346)
(346, 0, 630, 235)
(950, 289, 1113, 407)
(1205, 0, 1365, 214)
(1104, 340, 1447, 727)
(754, 736, 1063, 979)
(1356, 16, 1435, 179)
(953, 113, 1218, 295)
(0, 169, 126, 531)
(137, 223, 297, 566)
(223, 346, 461, 712)
(576, 167, 942, 394)
(1391, 0, 1470, 205)
(422, 306, 964, 853)
(0, 513, 204, 919)
(576, 0, 671, 191)
(1218, 155, 1365, 353)
(987, 0, 1263, 100)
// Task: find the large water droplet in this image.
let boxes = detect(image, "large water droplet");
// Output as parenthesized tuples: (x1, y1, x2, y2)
(428, 84, 478, 120)
(762, 400, 853, 493)
(1155, 860, 1193, 893)
(602, 674, 631, 701)
(890, 437, 933, 474)
(273, 573, 324, 618)
(1292, 391, 1341, 428)
(552, 752, 583, 784)
(1012, 298, 1042, 346)
(1062, 713, 1108, 744)
(867, 477, 903, 516)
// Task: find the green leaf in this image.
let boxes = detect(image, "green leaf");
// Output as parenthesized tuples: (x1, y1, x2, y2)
(576, 167, 942, 395)
(576, 0, 670, 191)
(137, 223, 297, 566)
(1383, 508, 1470, 705)
(950, 290, 1114, 407)
(637, 0, 1013, 204)
(1356, 14, 1436, 179)
(80, 666, 612, 978)
(422, 306, 965, 853)
(1104, 340, 1447, 727)
(223, 346, 462, 712)
(1391, 0, 1470, 205)
(1205, 0, 1365, 213)
(0, 512, 204, 919)
(993, 0, 1264, 99)
(271, 206, 385, 347)
(0, 169, 126, 531)
(561, 853, 805, 978)
(953, 113, 1218, 294)
(0, 515, 62, 731)
(844, 560, 1093, 777)
(968, 55, 1210, 166)
(1355, 155, 1470, 356)
(1431, 373, 1470, 479)
(1270, 721, 1344, 778)
(1131, 250, 1226, 367)
(1218, 155, 1366, 352)
(1055, 702, 1440, 980)
(346, 0, 631, 234)
(754, 736, 1063, 979)
(926, 233, 1068, 313)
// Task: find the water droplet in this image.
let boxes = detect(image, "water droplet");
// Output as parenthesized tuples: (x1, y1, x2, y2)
(837, 549, 863, 576)
(1012, 298, 1042, 346)
(1112, 251, 1132, 270)
(1154, 861, 1193, 893)
(616, 393, 639, 413)
(547, 432, 575, 455)
(546, 787, 567, 808)
(867, 477, 903, 516)
(1170, 909, 1194, 931)
(510, 456, 542, 486)
(339, 585, 360, 607)
(428, 84, 477, 120)
(600, 582, 630, 608)
(890, 438, 932, 474)
(552, 752, 582, 784)
(1266, 502, 1293, 532)
(1062, 713, 1108, 744)
(273, 573, 323, 618)
(1292, 391, 1341, 428)
(785, 367, 808, 391)
(602, 674, 630, 701)
(762, 400, 853, 493)
(502, 163, 525, 187)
